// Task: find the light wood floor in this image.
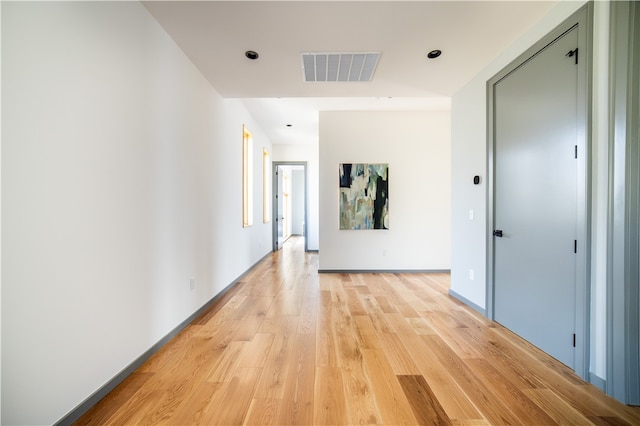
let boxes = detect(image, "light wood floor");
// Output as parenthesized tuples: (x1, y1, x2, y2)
(77, 237, 640, 425)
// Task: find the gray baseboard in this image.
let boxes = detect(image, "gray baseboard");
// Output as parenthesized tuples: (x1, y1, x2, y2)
(448, 289, 487, 316)
(54, 251, 272, 426)
(589, 372, 607, 392)
(318, 269, 451, 274)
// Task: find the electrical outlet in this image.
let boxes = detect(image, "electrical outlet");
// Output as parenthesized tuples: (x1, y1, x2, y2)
(469, 269, 474, 281)
(190, 278, 196, 290)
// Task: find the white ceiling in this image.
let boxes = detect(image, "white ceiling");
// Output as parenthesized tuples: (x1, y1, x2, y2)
(143, 1, 558, 145)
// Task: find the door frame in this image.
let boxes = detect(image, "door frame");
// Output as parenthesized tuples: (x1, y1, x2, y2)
(486, 4, 592, 380)
(272, 161, 308, 252)
(608, 0, 640, 405)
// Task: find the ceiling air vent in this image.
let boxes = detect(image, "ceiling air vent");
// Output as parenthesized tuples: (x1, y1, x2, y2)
(301, 52, 381, 82)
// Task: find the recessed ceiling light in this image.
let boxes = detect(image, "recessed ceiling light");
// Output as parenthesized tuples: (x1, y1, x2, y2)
(245, 50, 259, 60)
(427, 49, 442, 59)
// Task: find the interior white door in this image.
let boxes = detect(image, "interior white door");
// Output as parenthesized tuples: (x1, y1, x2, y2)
(493, 26, 579, 368)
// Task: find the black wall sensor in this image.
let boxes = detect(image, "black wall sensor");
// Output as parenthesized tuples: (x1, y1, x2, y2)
(473, 175, 480, 185)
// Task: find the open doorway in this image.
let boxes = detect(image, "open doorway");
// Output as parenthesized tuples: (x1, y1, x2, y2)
(272, 162, 308, 252)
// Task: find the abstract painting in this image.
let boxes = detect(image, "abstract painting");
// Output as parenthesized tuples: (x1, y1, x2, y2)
(339, 163, 389, 230)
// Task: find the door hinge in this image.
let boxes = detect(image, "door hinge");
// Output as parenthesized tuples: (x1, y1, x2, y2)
(566, 48, 578, 65)
(573, 333, 576, 347)
(574, 240, 577, 253)
(575, 145, 578, 159)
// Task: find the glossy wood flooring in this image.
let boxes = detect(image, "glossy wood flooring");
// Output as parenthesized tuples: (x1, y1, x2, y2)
(77, 237, 640, 425)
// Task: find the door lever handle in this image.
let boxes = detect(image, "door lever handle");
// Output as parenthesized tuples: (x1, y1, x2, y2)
(493, 230, 503, 237)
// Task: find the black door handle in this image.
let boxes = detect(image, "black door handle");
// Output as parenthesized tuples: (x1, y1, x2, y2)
(493, 230, 503, 237)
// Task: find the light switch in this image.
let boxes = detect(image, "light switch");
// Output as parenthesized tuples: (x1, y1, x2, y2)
(469, 209, 474, 221)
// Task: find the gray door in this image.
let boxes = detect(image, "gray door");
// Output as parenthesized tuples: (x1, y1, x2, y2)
(493, 27, 579, 368)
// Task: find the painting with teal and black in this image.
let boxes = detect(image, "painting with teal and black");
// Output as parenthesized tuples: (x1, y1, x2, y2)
(339, 163, 389, 230)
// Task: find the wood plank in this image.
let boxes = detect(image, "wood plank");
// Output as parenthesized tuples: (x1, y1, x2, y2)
(266, 291, 303, 317)
(209, 367, 262, 425)
(402, 334, 483, 421)
(206, 340, 247, 383)
(353, 314, 382, 350)
(277, 332, 316, 425)
(331, 284, 364, 370)
(490, 326, 585, 386)
(258, 315, 287, 334)
(375, 295, 397, 313)
(384, 312, 420, 335)
(244, 398, 281, 425)
(233, 296, 275, 319)
(465, 357, 558, 425)
(335, 309, 382, 426)
(313, 367, 348, 425)
(406, 316, 437, 335)
(380, 273, 415, 305)
(192, 282, 244, 325)
(253, 316, 298, 399)
(137, 325, 201, 373)
(192, 317, 239, 347)
(345, 288, 367, 316)
(231, 314, 265, 341)
(195, 294, 248, 334)
(297, 295, 317, 334)
(105, 337, 225, 424)
(398, 374, 452, 426)
(395, 302, 422, 318)
(316, 290, 338, 367)
(361, 347, 419, 425)
(359, 293, 396, 334)
(153, 343, 229, 412)
(587, 416, 636, 426)
(456, 326, 548, 389)
(102, 388, 163, 425)
(238, 332, 275, 368)
(318, 274, 333, 292)
(164, 382, 226, 425)
(74, 372, 154, 425)
(451, 420, 491, 426)
(339, 361, 381, 425)
(378, 332, 421, 375)
(522, 388, 596, 425)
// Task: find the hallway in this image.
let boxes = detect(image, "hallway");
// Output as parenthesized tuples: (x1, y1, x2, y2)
(77, 238, 640, 425)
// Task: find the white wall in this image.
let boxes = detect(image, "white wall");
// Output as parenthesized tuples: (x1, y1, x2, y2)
(1, 2, 272, 424)
(271, 143, 319, 250)
(319, 111, 451, 271)
(450, 0, 612, 381)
